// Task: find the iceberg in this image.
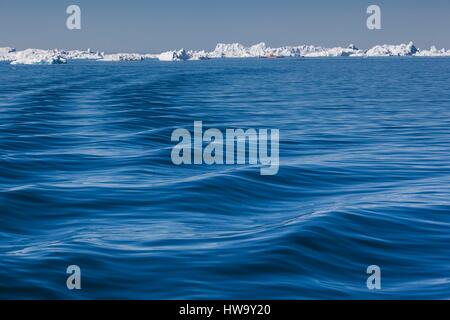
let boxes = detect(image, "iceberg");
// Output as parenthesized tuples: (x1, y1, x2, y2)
(64, 48, 104, 60)
(0, 47, 15, 54)
(187, 50, 210, 61)
(143, 53, 160, 59)
(100, 53, 144, 61)
(365, 41, 418, 56)
(10, 49, 67, 65)
(415, 46, 450, 57)
(207, 42, 365, 59)
(2, 41, 450, 64)
(299, 44, 364, 57)
(0, 47, 16, 61)
(158, 49, 190, 61)
(209, 43, 248, 58)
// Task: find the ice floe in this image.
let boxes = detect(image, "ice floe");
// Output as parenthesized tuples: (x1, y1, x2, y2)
(2, 41, 450, 64)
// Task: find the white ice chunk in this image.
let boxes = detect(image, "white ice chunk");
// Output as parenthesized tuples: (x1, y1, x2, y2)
(3, 41, 450, 64)
(158, 49, 190, 61)
(365, 41, 418, 56)
(209, 43, 248, 58)
(143, 53, 160, 59)
(0, 47, 16, 61)
(100, 53, 144, 61)
(0, 47, 15, 54)
(10, 49, 67, 65)
(415, 46, 450, 57)
(64, 49, 104, 60)
(187, 50, 210, 60)
(206, 42, 364, 59)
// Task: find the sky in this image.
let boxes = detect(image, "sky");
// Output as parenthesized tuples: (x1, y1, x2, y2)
(1, 0, 450, 53)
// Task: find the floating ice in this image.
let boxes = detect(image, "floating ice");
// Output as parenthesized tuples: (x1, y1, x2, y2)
(100, 53, 144, 61)
(64, 48, 104, 60)
(415, 46, 450, 57)
(10, 49, 67, 65)
(158, 49, 190, 61)
(143, 53, 160, 59)
(0, 47, 16, 61)
(365, 41, 418, 57)
(2, 41, 450, 64)
(207, 42, 365, 58)
(209, 43, 248, 58)
(0, 47, 15, 54)
(187, 50, 210, 61)
(300, 44, 364, 57)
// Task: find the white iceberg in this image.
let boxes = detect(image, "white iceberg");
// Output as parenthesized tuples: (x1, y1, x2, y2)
(187, 50, 210, 60)
(158, 49, 190, 61)
(10, 49, 67, 65)
(207, 42, 365, 59)
(210, 42, 277, 58)
(64, 48, 104, 60)
(209, 43, 248, 58)
(299, 44, 364, 57)
(0, 47, 16, 61)
(365, 41, 418, 56)
(143, 53, 160, 59)
(0, 47, 15, 54)
(100, 53, 144, 61)
(415, 46, 450, 57)
(3, 41, 450, 64)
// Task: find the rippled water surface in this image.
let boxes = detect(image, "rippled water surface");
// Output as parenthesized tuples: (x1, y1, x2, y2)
(1, 58, 450, 299)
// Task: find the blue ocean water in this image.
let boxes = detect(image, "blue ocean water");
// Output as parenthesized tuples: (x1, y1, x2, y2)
(1, 58, 450, 299)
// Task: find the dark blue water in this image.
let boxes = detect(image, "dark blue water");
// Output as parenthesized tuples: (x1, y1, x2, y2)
(1, 58, 450, 299)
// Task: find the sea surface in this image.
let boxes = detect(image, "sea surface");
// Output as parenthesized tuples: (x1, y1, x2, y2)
(1, 58, 450, 299)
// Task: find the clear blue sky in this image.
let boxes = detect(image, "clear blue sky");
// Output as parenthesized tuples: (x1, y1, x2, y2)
(1, 0, 450, 52)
